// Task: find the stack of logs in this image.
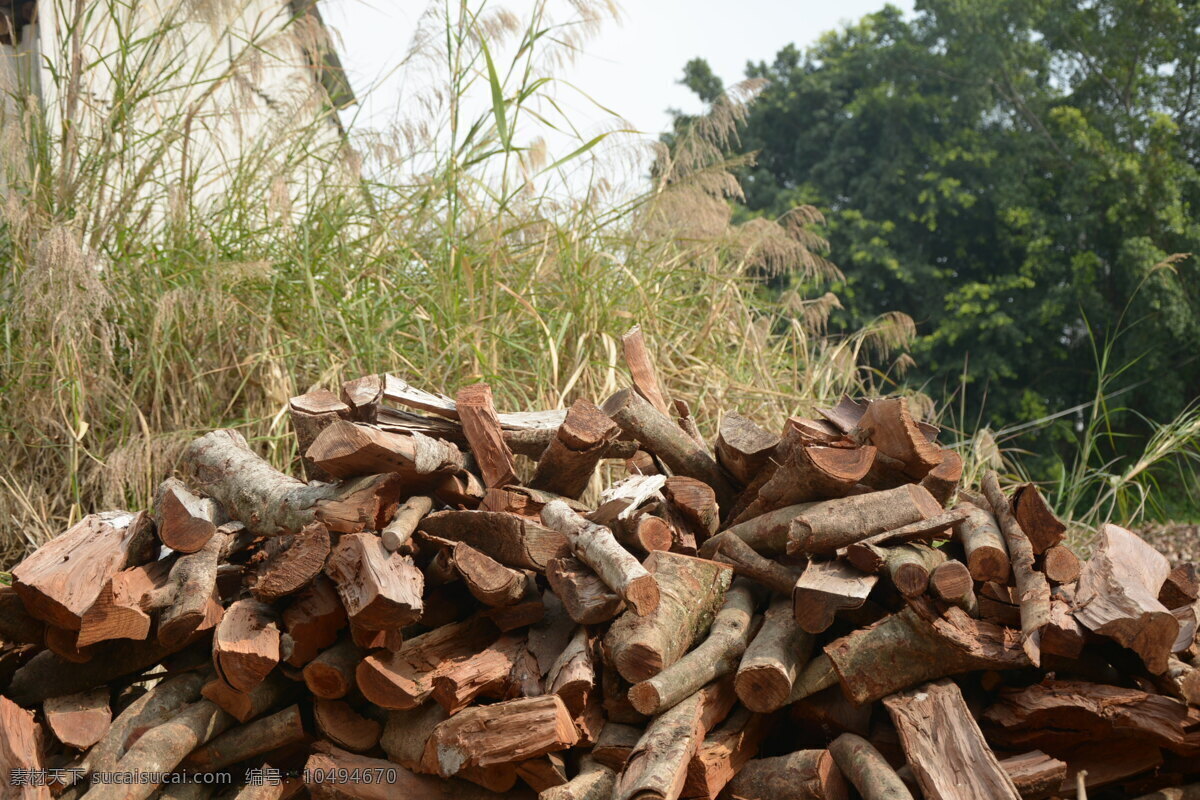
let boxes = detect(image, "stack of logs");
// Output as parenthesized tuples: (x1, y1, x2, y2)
(1, 329, 1199, 800)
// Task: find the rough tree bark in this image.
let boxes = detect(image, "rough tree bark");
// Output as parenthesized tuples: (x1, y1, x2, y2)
(723, 750, 849, 800)
(827, 733, 913, 800)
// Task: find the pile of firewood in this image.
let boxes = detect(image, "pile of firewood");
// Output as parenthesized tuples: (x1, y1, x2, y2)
(1, 327, 1198, 800)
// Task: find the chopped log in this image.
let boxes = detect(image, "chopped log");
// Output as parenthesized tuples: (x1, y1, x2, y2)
(983, 470, 1052, 667)
(483, 588, 546, 632)
(314, 698, 382, 753)
(350, 622, 402, 650)
(787, 484, 943, 556)
(928, 560, 977, 616)
(1074, 524, 1178, 674)
(357, 616, 499, 709)
(527, 591, 576, 676)
(342, 374, 384, 422)
(737, 597, 814, 712)
(457, 383, 519, 489)
(77, 563, 162, 647)
(602, 388, 735, 507)
(540, 756, 615, 800)
(731, 444, 875, 525)
(683, 707, 771, 800)
(1041, 544, 1082, 585)
(530, 399, 621, 499)
(792, 560, 878, 635)
(627, 449, 660, 476)
(282, 576, 346, 667)
(723, 750, 849, 800)
(614, 678, 736, 800)
(546, 557, 625, 624)
(663, 476, 720, 537)
(1042, 594, 1086, 659)
(518, 755, 569, 793)
(919, 449, 962, 505)
(721, 503, 811, 556)
(593, 723, 643, 771)
(45, 688, 111, 750)
(419, 510, 569, 572)
(431, 634, 530, 712)
(699, 532, 799, 596)
(214, 598, 281, 693)
(303, 639, 364, 699)
(605, 551, 733, 683)
(13, 511, 154, 630)
(541, 500, 659, 615)
(383, 496, 434, 554)
(290, 388, 351, 481)
(855, 397, 944, 479)
(199, 673, 290, 724)
(158, 530, 227, 649)
(716, 413, 780, 488)
(0, 696, 50, 800)
(546, 627, 595, 717)
(1160, 563, 1199, 609)
(0, 586, 46, 645)
(614, 511, 676, 555)
(422, 695, 579, 776)
(382, 703, 449, 770)
(155, 478, 224, 554)
(602, 668, 648, 726)
(629, 579, 758, 715)
(452, 542, 531, 607)
(184, 704, 306, 771)
(827, 733, 913, 800)
(251, 521, 331, 601)
(325, 532, 423, 630)
(786, 416, 843, 444)
(998, 751, 1068, 799)
(1012, 483, 1066, 555)
(883, 543, 947, 597)
(884, 679, 1021, 800)
(306, 420, 467, 482)
(622, 324, 673, 416)
(955, 502, 1011, 583)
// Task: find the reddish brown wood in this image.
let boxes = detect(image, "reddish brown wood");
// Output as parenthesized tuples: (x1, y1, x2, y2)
(1012, 483, 1066, 555)
(325, 532, 423, 631)
(1041, 594, 1086, 660)
(158, 529, 227, 649)
(716, 413, 780, 487)
(303, 638, 364, 699)
(76, 563, 161, 647)
(546, 627, 595, 718)
(381, 703, 449, 771)
(0, 586, 45, 645)
(251, 521, 331, 601)
(787, 484, 943, 556)
(530, 399, 622, 499)
(289, 388, 351, 482)
(44, 687, 111, 749)
(683, 708, 771, 800)
(382, 495, 434, 554)
(199, 673, 290, 724)
(214, 598, 281, 693)
(721, 503, 811, 556)
(542, 756, 615, 800)
(827, 733, 913, 800)
(546, 557, 626, 624)
(431, 634, 532, 713)
(452, 542, 532, 607)
(314, 698, 382, 753)
(724, 750, 850, 800)
(0, 695, 51, 800)
(919, 449, 963, 505)
(422, 695, 579, 776)
(155, 478, 223, 554)
(663, 476, 720, 537)
(955, 502, 1010, 583)
(1040, 544, 1082, 585)
(855, 397, 944, 479)
(699, 531, 799, 596)
(732, 442, 875, 525)
(282, 576, 346, 667)
(622, 324, 673, 417)
(342, 374, 384, 422)
(737, 597, 814, 712)
(184, 704, 306, 770)
(457, 383, 519, 489)
(929, 560, 978, 617)
(419, 510, 570, 572)
(1160, 564, 1200, 610)
(997, 751, 1067, 800)
(357, 617, 499, 710)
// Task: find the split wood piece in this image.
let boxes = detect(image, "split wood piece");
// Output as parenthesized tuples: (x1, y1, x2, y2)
(1057, 738, 1164, 796)
(290, 389, 351, 481)
(792, 560, 879, 635)
(723, 750, 849, 800)
(827, 733, 913, 800)
(214, 598, 281, 693)
(303, 639, 364, 699)
(626, 450, 660, 475)
(82, 699, 236, 800)
(1171, 603, 1197, 653)
(482, 486, 591, 518)
(721, 503, 813, 556)
(184, 704, 305, 771)
(955, 502, 1011, 583)
(484, 588, 546, 632)
(622, 324, 673, 417)
(860, 450, 910, 492)
(1012, 483, 1067, 555)
(325, 532, 423, 630)
(530, 399, 622, 499)
(919, 449, 963, 505)
(1160, 563, 1200, 609)
(1162, 657, 1200, 706)
(589, 474, 668, 526)
(546, 557, 625, 624)
(883, 543, 947, 597)
(199, 673, 289, 724)
(731, 444, 875, 525)
(383, 373, 565, 429)
(314, 698, 382, 753)
(663, 476, 720, 537)
(155, 478, 225, 554)
(44, 688, 111, 750)
(998, 751, 1068, 800)
(884, 679, 1021, 800)
(983, 470, 1052, 667)
(357, 616, 500, 709)
(383, 496, 434, 553)
(683, 707, 771, 800)
(613, 510, 676, 555)
(602, 388, 735, 508)
(0, 586, 45, 645)
(540, 756, 615, 800)
(541, 500, 659, 616)
(1073, 523, 1178, 674)
(855, 397, 944, 479)
(929, 560, 978, 616)
(629, 579, 758, 715)
(382, 703, 449, 771)
(841, 508, 967, 570)
(0, 696, 51, 800)
(282, 576, 346, 667)
(1041, 543, 1081, 585)
(306, 419, 467, 482)
(602, 668, 648, 726)
(12, 511, 154, 630)
(419, 510, 569, 572)
(305, 742, 522, 800)
(605, 551, 733, 683)
(737, 597, 815, 712)
(158, 530, 227, 649)
(817, 395, 869, 434)
(76, 566, 157, 648)
(183, 429, 403, 537)
(457, 382, 519, 488)
(615, 678, 736, 800)
(452, 542, 532, 607)
(342, 374, 384, 422)
(786, 416, 844, 444)
(251, 521, 331, 601)
(430, 634, 531, 713)
(1042, 593, 1086, 659)
(422, 695, 579, 777)
(716, 413, 780, 488)
(496, 427, 638, 461)
(546, 627, 595, 717)
(786, 484, 943, 557)
(699, 532, 799, 596)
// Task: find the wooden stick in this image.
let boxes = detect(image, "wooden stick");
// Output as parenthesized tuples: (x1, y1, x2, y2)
(828, 733, 913, 800)
(457, 383, 519, 489)
(430, 634, 532, 713)
(982, 470, 1051, 667)
(357, 617, 499, 710)
(44, 687, 111, 750)
(792, 560, 878, 634)
(683, 707, 771, 800)
(721, 504, 812, 556)
(1012, 483, 1066, 554)
(787, 484, 943, 556)
(155, 478, 223, 554)
(736, 596, 814, 712)
(954, 502, 1010, 583)
(699, 532, 799, 595)
(530, 399, 621, 499)
(383, 496, 434, 553)
(419, 510, 569, 572)
(325, 532, 424, 630)
(305, 420, 467, 482)
(183, 704, 305, 771)
(883, 543, 947, 597)
(422, 695, 579, 776)
(628, 579, 758, 715)
(303, 638, 364, 699)
(250, 521, 331, 601)
(723, 750, 850, 800)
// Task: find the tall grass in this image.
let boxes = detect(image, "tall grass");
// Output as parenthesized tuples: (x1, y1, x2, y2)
(0, 0, 916, 560)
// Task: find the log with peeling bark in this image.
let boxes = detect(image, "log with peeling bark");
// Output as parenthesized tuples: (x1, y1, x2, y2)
(303, 638, 363, 699)
(787, 484, 943, 556)
(382, 495, 434, 553)
(827, 733, 913, 800)
(792, 559, 879, 635)
(530, 399, 621, 499)
(155, 478, 224, 554)
(724, 750, 850, 800)
(736, 596, 814, 712)
(622, 324, 673, 417)
(720, 503, 811, 555)
(731, 442, 875, 525)
(716, 413, 780, 487)
(422, 695, 579, 777)
(683, 707, 770, 800)
(306, 419, 467, 484)
(430, 633, 534, 712)
(158, 530, 227, 648)
(540, 756, 615, 800)
(855, 397, 944, 479)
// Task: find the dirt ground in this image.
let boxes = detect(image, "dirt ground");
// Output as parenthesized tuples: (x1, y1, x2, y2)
(1136, 522, 1200, 566)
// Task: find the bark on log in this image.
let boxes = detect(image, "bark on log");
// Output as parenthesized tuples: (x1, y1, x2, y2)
(45, 687, 111, 750)
(699, 532, 799, 596)
(183, 704, 305, 771)
(0, 696, 51, 800)
(303, 638, 364, 699)
(251, 521, 331, 601)
(289, 388, 351, 482)
(792, 560, 878, 635)
(998, 751, 1068, 800)
(213, 599, 280, 693)
(736, 597, 814, 712)
(155, 478, 223, 554)
(546, 627, 595, 717)
(731, 443, 875, 525)
(855, 397, 944, 479)
(382, 496, 434, 554)
(786, 484, 943, 556)
(955, 502, 1010, 583)
(314, 698, 382, 753)
(305, 420, 466, 482)
(716, 413, 780, 488)
(604, 551, 733, 683)
(457, 383, 519, 489)
(541, 500, 659, 615)
(517, 756, 569, 793)
(883, 679, 1021, 800)
(530, 399, 621, 499)
(983, 471, 1052, 667)
(546, 557, 625, 624)
(452, 542, 532, 607)
(683, 707, 771, 800)
(306, 741, 525, 800)
(827, 733, 913, 800)
(720, 504, 812, 556)
(593, 723, 643, 771)
(1074, 523, 1178, 674)
(723, 750, 849, 800)
(422, 695, 579, 776)
(158, 531, 227, 649)
(325, 532, 423, 630)
(929, 560, 978, 617)
(419, 511, 570, 572)
(1041, 544, 1082, 585)
(282, 576, 347, 667)
(1012, 483, 1066, 555)
(1162, 657, 1200, 706)
(628, 579, 758, 715)
(539, 756, 615, 800)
